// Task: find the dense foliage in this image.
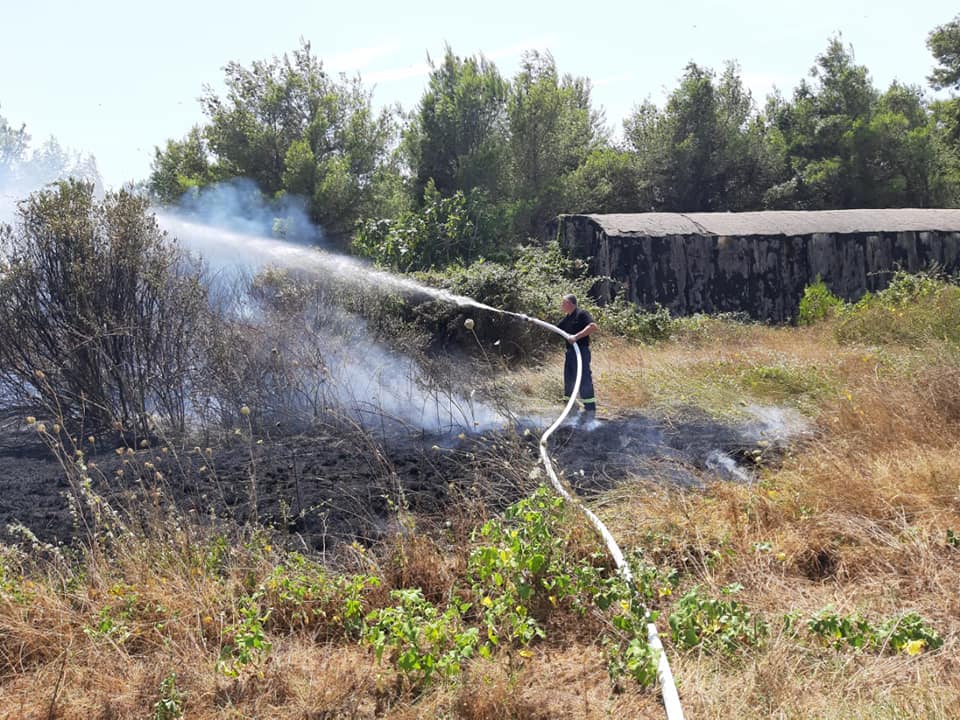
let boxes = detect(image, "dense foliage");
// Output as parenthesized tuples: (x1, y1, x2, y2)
(140, 23, 960, 273)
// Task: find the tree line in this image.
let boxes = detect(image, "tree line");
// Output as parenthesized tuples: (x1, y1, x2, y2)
(147, 16, 960, 268)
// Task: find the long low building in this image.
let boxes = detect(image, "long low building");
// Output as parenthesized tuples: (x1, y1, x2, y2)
(553, 210, 960, 322)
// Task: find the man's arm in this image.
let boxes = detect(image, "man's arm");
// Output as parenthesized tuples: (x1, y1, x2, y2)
(567, 321, 598, 343)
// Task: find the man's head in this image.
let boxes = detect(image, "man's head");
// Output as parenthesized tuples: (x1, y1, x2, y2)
(561, 293, 577, 315)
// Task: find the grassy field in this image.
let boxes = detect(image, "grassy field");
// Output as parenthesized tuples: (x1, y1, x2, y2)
(2, 285, 959, 719)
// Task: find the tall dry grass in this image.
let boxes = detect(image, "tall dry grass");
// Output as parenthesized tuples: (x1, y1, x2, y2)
(594, 320, 960, 719)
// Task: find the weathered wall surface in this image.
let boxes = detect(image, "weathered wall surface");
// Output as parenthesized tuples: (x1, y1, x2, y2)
(553, 214, 960, 322)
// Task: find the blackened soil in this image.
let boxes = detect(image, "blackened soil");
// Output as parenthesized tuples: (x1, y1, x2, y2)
(0, 410, 790, 550)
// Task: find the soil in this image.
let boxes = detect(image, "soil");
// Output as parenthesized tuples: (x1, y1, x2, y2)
(0, 410, 792, 550)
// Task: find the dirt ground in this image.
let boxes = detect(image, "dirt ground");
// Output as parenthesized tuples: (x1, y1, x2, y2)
(0, 409, 792, 550)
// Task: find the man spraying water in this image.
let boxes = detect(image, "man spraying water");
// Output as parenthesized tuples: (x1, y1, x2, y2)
(557, 294, 598, 421)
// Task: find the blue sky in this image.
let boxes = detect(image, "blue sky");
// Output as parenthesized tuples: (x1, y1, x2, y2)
(2, 0, 956, 188)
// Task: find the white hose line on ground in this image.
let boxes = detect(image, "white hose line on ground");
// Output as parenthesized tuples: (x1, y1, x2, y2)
(515, 313, 685, 720)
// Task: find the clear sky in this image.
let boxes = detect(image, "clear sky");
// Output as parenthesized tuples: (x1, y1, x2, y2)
(2, 0, 956, 188)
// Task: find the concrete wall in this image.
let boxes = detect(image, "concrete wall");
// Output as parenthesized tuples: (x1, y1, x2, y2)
(553, 215, 960, 322)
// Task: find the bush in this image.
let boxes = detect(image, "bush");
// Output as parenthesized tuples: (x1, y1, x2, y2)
(668, 583, 768, 654)
(802, 607, 942, 655)
(593, 299, 675, 343)
(415, 241, 594, 360)
(835, 271, 960, 347)
(352, 182, 495, 272)
(0, 181, 211, 435)
(798, 277, 843, 325)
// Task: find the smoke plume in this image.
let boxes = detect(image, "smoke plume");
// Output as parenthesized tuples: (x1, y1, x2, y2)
(155, 181, 509, 433)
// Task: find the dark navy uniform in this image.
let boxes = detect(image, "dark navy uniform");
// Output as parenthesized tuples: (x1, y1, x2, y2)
(557, 307, 596, 415)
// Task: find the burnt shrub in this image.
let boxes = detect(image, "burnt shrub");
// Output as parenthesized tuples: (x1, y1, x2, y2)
(0, 180, 210, 435)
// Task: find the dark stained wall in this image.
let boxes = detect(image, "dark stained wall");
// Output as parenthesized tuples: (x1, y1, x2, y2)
(553, 214, 960, 322)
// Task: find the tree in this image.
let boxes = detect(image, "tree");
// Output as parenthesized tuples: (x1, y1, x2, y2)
(406, 46, 510, 202)
(928, 15, 960, 91)
(507, 51, 606, 235)
(927, 15, 960, 174)
(0, 108, 101, 199)
(0, 181, 209, 434)
(150, 41, 402, 241)
(624, 62, 770, 211)
(765, 38, 945, 208)
(562, 147, 648, 214)
(0, 106, 29, 180)
(148, 126, 219, 203)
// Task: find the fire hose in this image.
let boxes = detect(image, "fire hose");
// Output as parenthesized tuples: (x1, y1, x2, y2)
(500, 312, 685, 720)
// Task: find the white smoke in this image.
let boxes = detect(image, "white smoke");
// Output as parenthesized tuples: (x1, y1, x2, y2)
(155, 208, 494, 311)
(155, 182, 509, 433)
(0, 134, 103, 227)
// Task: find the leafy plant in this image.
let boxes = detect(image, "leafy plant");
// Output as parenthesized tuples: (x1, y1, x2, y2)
(804, 607, 942, 655)
(218, 594, 272, 677)
(364, 588, 478, 688)
(806, 608, 875, 650)
(467, 487, 568, 650)
(875, 612, 943, 655)
(353, 184, 484, 271)
(152, 672, 184, 720)
(798, 277, 843, 325)
(468, 486, 663, 686)
(263, 553, 379, 638)
(594, 299, 676, 343)
(668, 583, 768, 654)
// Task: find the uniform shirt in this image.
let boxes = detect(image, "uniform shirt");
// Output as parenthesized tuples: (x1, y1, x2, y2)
(557, 307, 595, 348)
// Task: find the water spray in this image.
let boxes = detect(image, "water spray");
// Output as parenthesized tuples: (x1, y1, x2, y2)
(467, 311, 685, 720)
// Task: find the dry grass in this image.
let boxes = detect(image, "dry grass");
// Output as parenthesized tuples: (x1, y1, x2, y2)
(3, 313, 960, 718)
(591, 319, 960, 719)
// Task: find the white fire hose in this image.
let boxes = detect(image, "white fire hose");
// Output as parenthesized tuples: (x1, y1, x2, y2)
(509, 312, 685, 720)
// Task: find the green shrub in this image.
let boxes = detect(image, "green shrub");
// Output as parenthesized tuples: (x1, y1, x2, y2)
(668, 583, 768, 654)
(218, 594, 272, 677)
(803, 607, 942, 655)
(835, 271, 960, 347)
(152, 673, 184, 720)
(364, 588, 478, 689)
(262, 553, 380, 638)
(417, 241, 593, 360)
(352, 183, 492, 272)
(594, 299, 675, 343)
(467, 486, 663, 687)
(798, 277, 843, 325)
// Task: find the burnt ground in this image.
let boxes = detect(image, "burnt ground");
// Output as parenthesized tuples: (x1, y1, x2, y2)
(0, 409, 800, 550)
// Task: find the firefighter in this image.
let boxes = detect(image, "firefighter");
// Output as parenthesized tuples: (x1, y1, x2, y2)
(557, 293, 598, 420)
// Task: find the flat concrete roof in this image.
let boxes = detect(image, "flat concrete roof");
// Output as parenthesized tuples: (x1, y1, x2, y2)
(582, 209, 960, 237)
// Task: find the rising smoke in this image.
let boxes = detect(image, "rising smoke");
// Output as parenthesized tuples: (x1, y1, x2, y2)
(155, 181, 509, 433)
(0, 133, 103, 228)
